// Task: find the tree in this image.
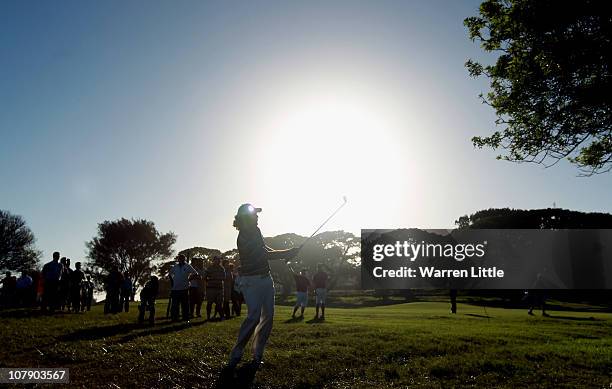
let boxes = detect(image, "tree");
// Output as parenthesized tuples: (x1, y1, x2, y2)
(455, 207, 612, 229)
(159, 246, 223, 276)
(302, 230, 360, 290)
(222, 248, 239, 261)
(86, 218, 176, 288)
(465, 0, 612, 175)
(0, 210, 41, 271)
(177, 247, 222, 263)
(265, 231, 360, 299)
(453, 208, 612, 302)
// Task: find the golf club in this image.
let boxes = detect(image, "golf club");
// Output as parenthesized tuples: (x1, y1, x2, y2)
(299, 196, 348, 250)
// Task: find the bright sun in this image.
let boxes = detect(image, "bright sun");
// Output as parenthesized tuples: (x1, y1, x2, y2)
(250, 87, 415, 234)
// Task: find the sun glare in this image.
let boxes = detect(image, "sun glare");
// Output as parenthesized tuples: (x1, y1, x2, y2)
(251, 88, 415, 234)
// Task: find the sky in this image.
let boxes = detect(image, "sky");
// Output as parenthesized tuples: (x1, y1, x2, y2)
(1, 0, 611, 264)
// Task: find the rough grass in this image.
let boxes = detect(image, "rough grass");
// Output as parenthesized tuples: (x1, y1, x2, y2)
(1, 300, 611, 388)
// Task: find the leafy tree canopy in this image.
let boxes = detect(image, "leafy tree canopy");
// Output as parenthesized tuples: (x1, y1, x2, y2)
(455, 208, 612, 229)
(86, 218, 176, 287)
(0, 210, 41, 272)
(465, 0, 612, 175)
(177, 247, 222, 261)
(266, 231, 360, 294)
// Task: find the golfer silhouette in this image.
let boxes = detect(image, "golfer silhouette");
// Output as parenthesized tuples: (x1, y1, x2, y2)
(227, 204, 299, 371)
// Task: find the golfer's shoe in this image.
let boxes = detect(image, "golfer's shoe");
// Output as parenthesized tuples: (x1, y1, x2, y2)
(220, 365, 237, 381)
(227, 357, 241, 370)
(248, 358, 264, 370)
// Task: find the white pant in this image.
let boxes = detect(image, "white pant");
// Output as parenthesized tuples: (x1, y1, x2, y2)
(229, 274, 274, 362)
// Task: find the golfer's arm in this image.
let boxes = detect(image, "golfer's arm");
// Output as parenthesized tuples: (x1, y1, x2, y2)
(265, 247, 293, 260)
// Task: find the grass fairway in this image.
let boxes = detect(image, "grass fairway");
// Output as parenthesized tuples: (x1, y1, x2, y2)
(1, 301, 611, 388)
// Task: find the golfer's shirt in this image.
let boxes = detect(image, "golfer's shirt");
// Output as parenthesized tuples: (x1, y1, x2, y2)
(237, 226, 271, 277)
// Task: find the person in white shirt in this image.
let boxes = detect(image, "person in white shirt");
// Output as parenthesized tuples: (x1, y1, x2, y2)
(169, 254, 198, 322)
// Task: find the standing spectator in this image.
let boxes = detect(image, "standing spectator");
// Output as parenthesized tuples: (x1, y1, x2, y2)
(528, 273, 549, 317)
(1, 271, 17, 308)
(70, 262, 85, 313)
(205, 256, 225, 320)
(169, 254, 198, 322)
(449, 289, 458, 314)
(313, 263, 329, 320)
(15, 271, 33, 307)
(290, 266, 311, 319)
(222, 259, 234, 318)
(30, 271, 41, 307)
(35, 271, 44, 306)
(104, 266, 123, 314)
(189, 262, 203, 318)
(41, 252, 63, 312)
(58, 258, 67, 310)
(230, 264, 243, 316)
(120, 274, 133, 312)
(59, 258, 73, 311)
(165, 281, 173, 319)
(81, 275, 94, 311)
(138, 276, 159, 325)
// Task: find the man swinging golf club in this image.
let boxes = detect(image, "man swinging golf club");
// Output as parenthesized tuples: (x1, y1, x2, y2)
(227, 203, 300, 370)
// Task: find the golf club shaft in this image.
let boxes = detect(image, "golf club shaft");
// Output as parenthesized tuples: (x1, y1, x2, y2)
(299, 198, 347, 249)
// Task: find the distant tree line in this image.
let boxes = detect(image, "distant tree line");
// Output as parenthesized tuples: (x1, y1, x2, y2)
(454, 207, 612, 305)
(156, 231, 361, 300)
(3, 209, 611, 307)
(455, 208, 612, 229)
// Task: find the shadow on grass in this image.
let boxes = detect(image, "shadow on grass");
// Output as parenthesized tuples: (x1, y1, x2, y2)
(305, 317, 325, 324)
(215, 364, 258, 389)
(465, 313, 492, 319)
(545, 314, 599, 321)
(0, 308, 72, 319)
(59, 322, 143, 341)
(464, 298, 610, 313)
(206, 317, 228, 323)
(275, 298, 411, 309)
(283, 316, 304, 324)
(59, 319, 205, 342)
(116, 320, 209, 343)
